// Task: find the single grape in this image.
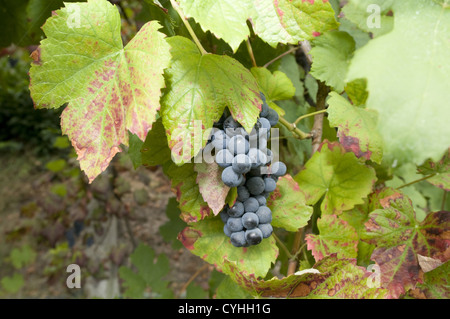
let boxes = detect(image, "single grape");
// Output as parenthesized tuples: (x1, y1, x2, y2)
(221, 166, 242, 187)
(243, 197, 259, 213)
(216, 149, 233, 168)
(228, 201, 244, 217)
(248, 167, 262, 177)
(227, 217, 244, 232)
(256, 206, 272, 224)
(237, 186, 250, 202)
(254, 195, 266, 206)
(247, 148, 267, 169)
(270, 161, 287, 177)
(259, 117, 271, 131)
(232, 154, 251, 174)
(264, 177, 277, 193)
(245, 228, 263, 245)
(242, 212, 259, 229)
(219, 207, 230, 223)
(258, 223, 273, 239)
(266, 108, 279, 126)
(228, 135, 249, 155)
(246, 176, 265, 195)
(230, 231, 247, 247)
(223, 224, 232, 237)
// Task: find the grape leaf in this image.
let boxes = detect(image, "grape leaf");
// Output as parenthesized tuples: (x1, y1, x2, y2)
(250, 67, 295, 116)
(141, 118, 172, 167)
(309, 31, 355, 93)
(266, 175, 313, 232)
(361, 188, 450, 298)
(118, 243, 173, 298)
(344, 78, 368, 106)
(347, 0, 450, 166)
(159, 197, 186, 250)
(141, 118, 212, 222)
(326, 91, 383, 163)
(178, 217, 278, 278)
(29, 0, 171, 183)
(294, 141, 377, 215)
(306, 214, 359, 261)
(194, 161, 230, 216)
(164, 161, 212, 223)
(161, 36, 261, 164)
(221, 254, 389, 298)
(178, 0, 338, 52)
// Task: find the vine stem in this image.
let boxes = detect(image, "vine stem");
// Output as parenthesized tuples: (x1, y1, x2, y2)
(294, 109, 327, 126)
(272, 233, 292, 259)
(263, 46, 299, 68)
(278, 116, 311, 140)
(170, 0, 208, 55)
(246, 39, 258, 68)
(178, 263, 210, 297)
(287, 81, 330, 276)
(397, 173, 437, 189)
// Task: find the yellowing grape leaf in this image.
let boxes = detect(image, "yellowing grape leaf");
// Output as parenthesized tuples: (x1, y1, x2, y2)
(29, 0, 171, 182)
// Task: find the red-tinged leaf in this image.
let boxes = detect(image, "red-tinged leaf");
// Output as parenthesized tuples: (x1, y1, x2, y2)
(194, 161, 229, 216)
(361, 188, 450, 298)
(294, 140, 377, 215)
(178, 217, 278, 278)
(29, 0, 171, 183)
(306, 214, 359, 261)
(163, 161, 212, 223)
(221, 254, 390, 298)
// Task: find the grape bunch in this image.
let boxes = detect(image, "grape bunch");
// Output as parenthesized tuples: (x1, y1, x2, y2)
(206, 93, 287, 247)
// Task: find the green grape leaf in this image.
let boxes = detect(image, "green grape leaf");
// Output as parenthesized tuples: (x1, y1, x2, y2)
(267, 174, 313, 232)
(9, 245, 37, 269)
(194, 161, 229, 216)
(306, 214, 359, 261)
(141, 118, 173, 167)
(251, 67, 295, 102)
(127, 133, 144, 169)
(29, 0, 171, 183)
(326, 91, 383, 163)
(221, 254, 389, 298)
(294, 141, 377, 215)
(344, 78, 368, 106)
(0, 273, 25, 294)
(178, 217, 278, 278)
(163, 161, 212, 223)
(159, 197, 186, 250)
(361, 188, 450, 298)
(118, 243, 173, 298)
(179, 0, 338, 52)
(161, 36, 261, 164)
(310, 31, 355, 93)
(347, 0, 450, 166)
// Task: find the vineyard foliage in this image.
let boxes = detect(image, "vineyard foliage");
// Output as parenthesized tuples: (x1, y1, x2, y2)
(5, 0, 449, 298)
